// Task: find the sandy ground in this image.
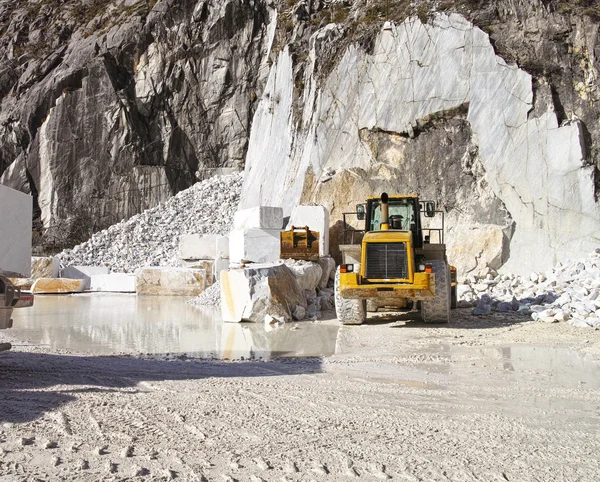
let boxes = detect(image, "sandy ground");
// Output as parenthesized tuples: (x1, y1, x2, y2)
(1, 308, 600, 481)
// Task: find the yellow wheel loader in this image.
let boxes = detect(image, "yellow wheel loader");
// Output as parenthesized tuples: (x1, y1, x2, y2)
(335, 193, 456, 325)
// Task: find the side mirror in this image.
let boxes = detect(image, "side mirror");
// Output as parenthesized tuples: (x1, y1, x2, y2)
(356, 204, 365, 220)
(424, 201, 436, 218)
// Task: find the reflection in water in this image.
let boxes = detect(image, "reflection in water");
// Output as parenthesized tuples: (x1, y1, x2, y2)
(424, 344, 600, 389)
(10, 294, 339, 359)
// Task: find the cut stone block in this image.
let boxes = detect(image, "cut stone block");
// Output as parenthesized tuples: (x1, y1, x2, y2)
(221, 263, 305, 322)
(136, 267, 206, 296)
(179, 234, 229, 261)
(31, 278, 86, 294)
(179, 259, 214, 286)
(60, 266, 110, 290)
(89, 273, 136, 293)
(286, 205, 329, 256)
(32, 257, 60, 279)
(229, 228, 282, 264)
(215, 236, 229, 259)
(0, 185, 32, 278)
(234, 206, 283, 230)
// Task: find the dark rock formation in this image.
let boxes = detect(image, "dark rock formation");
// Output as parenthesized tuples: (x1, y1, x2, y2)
(0, 0, 273, 252)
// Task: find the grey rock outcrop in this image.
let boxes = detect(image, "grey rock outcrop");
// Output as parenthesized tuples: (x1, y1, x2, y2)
(0, 0, 274, 251)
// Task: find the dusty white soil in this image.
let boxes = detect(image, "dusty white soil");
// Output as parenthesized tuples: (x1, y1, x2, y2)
(1, 309, 599, 481)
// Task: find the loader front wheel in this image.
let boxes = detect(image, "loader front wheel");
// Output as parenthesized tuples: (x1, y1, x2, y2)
(334, 267, 366, 325)
(421, 260, 451, 323)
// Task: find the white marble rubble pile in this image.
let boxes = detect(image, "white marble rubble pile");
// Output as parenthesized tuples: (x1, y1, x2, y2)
(57, 173, 242, 272)
(459, 249, 600, 328)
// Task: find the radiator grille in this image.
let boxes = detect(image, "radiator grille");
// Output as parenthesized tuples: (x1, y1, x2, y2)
(365, 243, 408, 279)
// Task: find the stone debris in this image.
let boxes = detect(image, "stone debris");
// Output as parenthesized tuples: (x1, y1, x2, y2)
(190, 281, 222, 306)
(57, 173, 242, 273)
(459, 249, 600, 328)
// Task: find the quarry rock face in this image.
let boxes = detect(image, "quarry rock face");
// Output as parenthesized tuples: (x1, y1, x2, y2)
(240, 10, 600, 276)
(1, 1, 599, 277)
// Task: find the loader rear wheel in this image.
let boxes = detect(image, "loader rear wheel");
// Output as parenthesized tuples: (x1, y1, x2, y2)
(334, 267, 366, 325)
(421, 260, 450, 323)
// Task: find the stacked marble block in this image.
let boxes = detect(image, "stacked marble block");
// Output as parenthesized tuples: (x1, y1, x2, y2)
(178, 234, 230, 287)
(229, 206, 284, 265)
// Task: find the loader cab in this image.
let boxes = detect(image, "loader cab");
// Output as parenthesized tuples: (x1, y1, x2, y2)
(363, 195, 424, 249)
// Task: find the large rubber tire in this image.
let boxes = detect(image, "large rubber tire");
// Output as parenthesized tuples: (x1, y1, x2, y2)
(334, 267, 366, 325)
(451, 285, 457, 309)
(421, 260, 451, 323)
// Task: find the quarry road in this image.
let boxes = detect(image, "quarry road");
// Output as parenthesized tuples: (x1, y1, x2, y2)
(1, 304, 599, 481)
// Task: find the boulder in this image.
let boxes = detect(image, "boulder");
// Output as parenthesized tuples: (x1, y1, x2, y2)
(284, 260, 323, 292)
(136, 267, 206, 296)
(220, 263, 306, 323)
(317, 256, 336, 289)
(0, 186, 32, 278)
(8, 278, 34, 290)
(179, 259, 214, 286)
(31, 278, 86, 294)
(179, 234, 229, 261)
(448, 224, 508, 278)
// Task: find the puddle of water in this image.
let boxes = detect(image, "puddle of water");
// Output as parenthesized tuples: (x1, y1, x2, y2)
(418, 344, 600, 389)
(9, 294, 339, 359)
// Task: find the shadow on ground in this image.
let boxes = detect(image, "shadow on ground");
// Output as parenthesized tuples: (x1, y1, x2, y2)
(0, 351, 323, 424)
(365, 307, 531, 329)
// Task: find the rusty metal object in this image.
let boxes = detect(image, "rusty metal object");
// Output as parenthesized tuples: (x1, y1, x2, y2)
(280, 226, 320, 261)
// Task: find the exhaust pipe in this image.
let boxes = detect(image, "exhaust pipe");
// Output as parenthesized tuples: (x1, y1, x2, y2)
(380, 192, 389, 230)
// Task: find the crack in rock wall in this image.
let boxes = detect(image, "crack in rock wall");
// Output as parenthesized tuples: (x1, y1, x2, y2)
(241, 13, 600, 275)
